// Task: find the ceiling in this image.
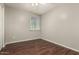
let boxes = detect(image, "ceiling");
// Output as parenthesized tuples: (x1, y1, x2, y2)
(5, 3, 79, 15)
(5, 3, 56, 15)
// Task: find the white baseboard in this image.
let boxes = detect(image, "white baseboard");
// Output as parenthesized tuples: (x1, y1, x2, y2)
(4, 38, 79, 52)
(5, 38, 40, 45)
(0, 45, 2, 51)
(42, 38, 79, 52)
(0, 44, 5, 51)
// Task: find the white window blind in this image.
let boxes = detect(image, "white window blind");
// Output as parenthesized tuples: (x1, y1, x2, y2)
(29, 15, 40, 30)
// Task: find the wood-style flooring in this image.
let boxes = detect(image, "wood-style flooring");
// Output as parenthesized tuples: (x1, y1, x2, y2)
(0, 39, 79, 55)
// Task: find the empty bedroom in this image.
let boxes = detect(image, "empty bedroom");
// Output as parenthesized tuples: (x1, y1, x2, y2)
(0, 3, 79, 55)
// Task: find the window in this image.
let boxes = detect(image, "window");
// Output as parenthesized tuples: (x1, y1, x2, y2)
(29, 15, 40, 30)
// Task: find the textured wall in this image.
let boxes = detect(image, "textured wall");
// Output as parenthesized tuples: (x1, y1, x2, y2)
(5, 6, 41, 44)
(41, 6, 79, 50)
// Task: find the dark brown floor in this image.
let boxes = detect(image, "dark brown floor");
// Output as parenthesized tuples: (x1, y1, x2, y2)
(0, 39, 79, 55)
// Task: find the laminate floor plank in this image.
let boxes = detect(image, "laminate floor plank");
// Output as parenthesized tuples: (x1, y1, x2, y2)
(0, 39, 79, 55)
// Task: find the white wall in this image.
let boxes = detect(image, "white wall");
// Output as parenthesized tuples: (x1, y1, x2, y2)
(41, 6, 79, 50)
(5, 6, 41, 44)
(0, 4, 4, 50)
(4, 4, 79, 51)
